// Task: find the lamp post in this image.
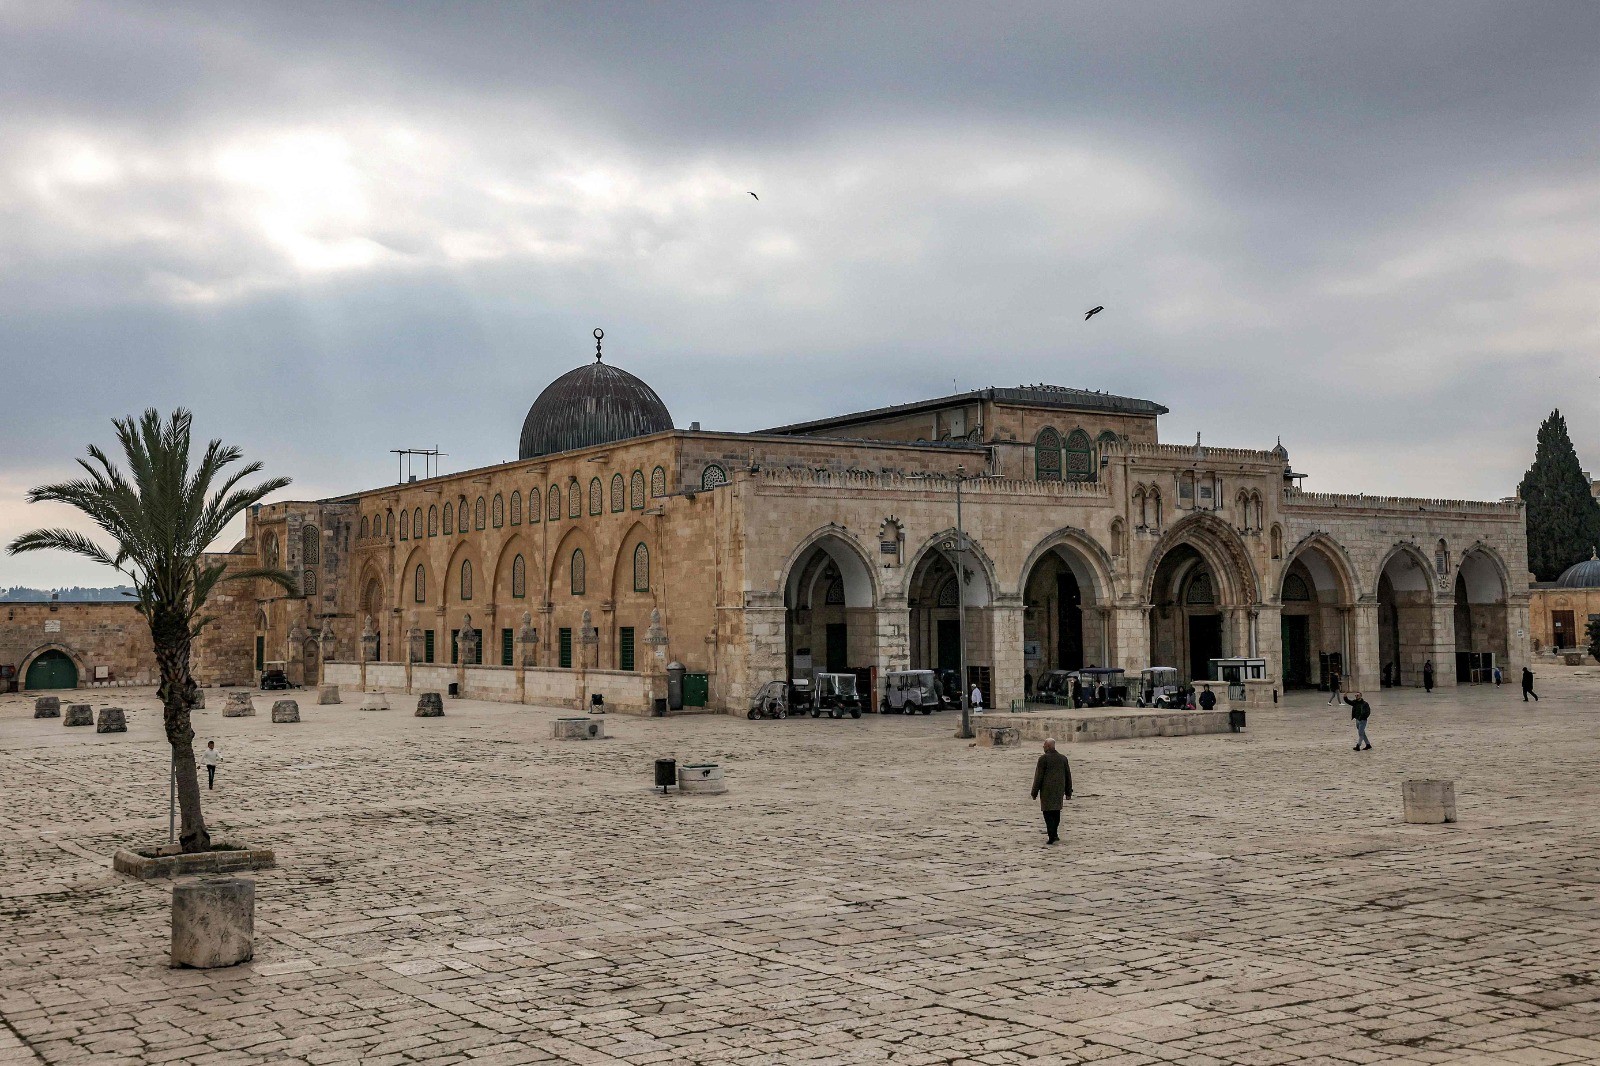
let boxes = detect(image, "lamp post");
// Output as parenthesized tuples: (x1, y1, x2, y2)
(941, 467, 974, 740)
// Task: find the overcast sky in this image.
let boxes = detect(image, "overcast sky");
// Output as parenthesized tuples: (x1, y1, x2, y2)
(3, 1, 1597, 587)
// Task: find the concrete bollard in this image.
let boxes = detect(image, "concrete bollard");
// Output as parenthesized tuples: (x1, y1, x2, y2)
(270, 700, 300, 724)
(318, 684, 341, 706)
(222, 692, 256, 718)
(415, 692, 444, 717)
(33, 696, 61, 719)
(96, 707, 128, 733)
(551, 716, 604, 740)
(189, 690, 206, 710)
(976, 725, 1021, 747)
(63, 704, 94, 727)
(678, 763, 726, 795)
(359, 692, 389, 712)
(1402, 780, 1457, 824)
(171, 877, 254, 969)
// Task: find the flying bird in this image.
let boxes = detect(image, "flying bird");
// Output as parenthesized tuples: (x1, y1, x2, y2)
(1084, 305, 1104, 320)
(749, 191, 759, 200)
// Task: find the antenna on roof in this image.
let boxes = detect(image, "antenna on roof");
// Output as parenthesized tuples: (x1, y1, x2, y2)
(392, 447, 446, 484)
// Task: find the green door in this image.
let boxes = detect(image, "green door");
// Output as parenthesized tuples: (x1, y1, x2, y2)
(683, 672, 709, 707)
(255, 635, 265, 671)
(501, 628, 514, 666)
(25, 650, 77, 690)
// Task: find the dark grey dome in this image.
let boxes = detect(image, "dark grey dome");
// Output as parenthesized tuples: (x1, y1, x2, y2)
(518, 357, 673, 460)
(1555, 550, 1600, 589)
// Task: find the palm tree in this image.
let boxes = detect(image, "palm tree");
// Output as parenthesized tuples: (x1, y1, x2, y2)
(7, 409, 294, 852)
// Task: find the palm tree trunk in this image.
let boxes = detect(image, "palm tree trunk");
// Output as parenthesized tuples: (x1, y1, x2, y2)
(152, 608, 209, 853)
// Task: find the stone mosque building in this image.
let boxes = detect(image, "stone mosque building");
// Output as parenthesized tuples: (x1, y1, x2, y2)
(5, 335, 1534, 713)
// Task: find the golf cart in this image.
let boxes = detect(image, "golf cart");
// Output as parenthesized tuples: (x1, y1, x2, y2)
(1136, 666, 1183, 708)
(1078, 666, 1128, 707)
(882, 670, 939, 714)
(260, 661, 295, 691)
(748, 680, 790, 720)
(788, 677, 814, 716)
(1035, 669, 1079, 706)
(812, 672, 863, 718)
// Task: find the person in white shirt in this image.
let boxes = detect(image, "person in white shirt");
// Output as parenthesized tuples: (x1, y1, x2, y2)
(200, 740, 221, 790)
(969, 684, 983, 715)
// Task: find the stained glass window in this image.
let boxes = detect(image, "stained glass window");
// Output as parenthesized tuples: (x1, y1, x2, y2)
(302, 526, 319, 565)
(1035, 428, 1061, 481)
(571, 549, 586, 596)
(569, 480, 581, 518)
(491, 494, 504, 528)
(475, 496, 486, 530)
(413, 508, 423, 539)
(651, 466, 667, 497)
(1064, 429, 1094, 481)
(442, 503, 453, 534)
(509, 491, 521, 526)
(588, 478, 602, 515)
(1282, 572, 1312, 602)
(428, 506, 438, 537)
(302, 569, 317, 596)
(458, 497, 469, 533)
(460, 559, 473, 601)
(633, 543, 649, 592)
(360, 516, 369, 539)
(511, 554, 525, 598)
(414, 565, 426, 603)
(548, 485, 561, 521)
(701, 464, 728, 490)
(611, 474, 625, 513)
(630, 471, 645, 510)
(385, 510, 393, 538)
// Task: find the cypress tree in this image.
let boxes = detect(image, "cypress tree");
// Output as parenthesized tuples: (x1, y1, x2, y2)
(1518, 410, 1600, 581)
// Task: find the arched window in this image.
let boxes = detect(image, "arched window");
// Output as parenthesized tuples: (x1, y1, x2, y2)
(1096, 429, 1119, 468)
(1149, 489, 1163, 528)
(458, 497, 469, 533)
(570, 549, 586, 596)
(825, 579, 845, 605)
(548, 485, 561, 521)
(414, 564, 426, 603)
(611, 474, 625, 513)
(1034, 428, 1062, 481)
(588, 477, 603, 515)
(460, 559, 473, 601)
(260, 532, 278, 568)
(302, 525, 319, 565)
(427, 506, 438, 536)
(491, 494, 504, 528)
(1252, 493, 1265, 533)
(442, 503, 453, 534)
(399, 513, 409, 541)
(1109, 517, 1126, 557)
(937, 578, 960, 607)
(651, 466, 667, 497)
(633, 542, 650, 592)
(385, 510, 393, 538)
(569, 480, 582, 518)
(630, 471, 645, 509)
(1270, 524, 1284, 560)
(511, 554, 526, 599)
(701, 464, 728, 490)
(1185, 572, 1214, 605)
(302, 568, 317, 596)
(1282, 572, 1312, 602)
(475, 496, 486, 530)
(1435, 538, 1450, 577)
(529, 488, 541, 523)
(360, 516, 370, 539)
(1133, 486, 1147, 528)
(509, 491, 521, 526)
(1064, 429, 1094, 481)
(413, 508, 423, 539)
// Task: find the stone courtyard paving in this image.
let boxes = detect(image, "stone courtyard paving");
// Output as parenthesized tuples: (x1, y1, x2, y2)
(2, 671, 1599, 1066)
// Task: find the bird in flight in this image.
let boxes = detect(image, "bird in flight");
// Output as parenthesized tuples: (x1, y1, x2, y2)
(1084, 305, 1104, 320)
(749, 191, 759, 200)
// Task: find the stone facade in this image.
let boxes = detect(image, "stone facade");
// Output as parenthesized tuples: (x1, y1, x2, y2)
(1528, 586, 1600, 654)
(3, 601, 155, 691)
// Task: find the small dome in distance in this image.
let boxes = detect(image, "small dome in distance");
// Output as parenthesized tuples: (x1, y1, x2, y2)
(1555, 548, 1600, 589)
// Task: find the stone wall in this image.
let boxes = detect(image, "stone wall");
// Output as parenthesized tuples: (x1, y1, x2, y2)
(2, 601, 154, 689)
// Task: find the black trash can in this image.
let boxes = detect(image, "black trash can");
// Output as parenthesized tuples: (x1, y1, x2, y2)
(1228, 709, 1246, 732)
(652, 697, 667, 717)
(447, 682, 459, 698)
(654, 758, 677, 793)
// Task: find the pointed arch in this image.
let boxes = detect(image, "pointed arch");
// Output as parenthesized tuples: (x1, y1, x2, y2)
(475, 496, 487, 530)
(1281, 532, 1361, 605)
(428, 505, 439, 537)
(491, 534, 533, 604)
(1141, 512, 1260, 606)
(776, 524, 881, 608)
(568, 479, 582, 518)
(547, 526, 599, 602)
(442, 502, 453, 535)
(630, 470, 646, 509)
(902, 528, 999, 608)
(548, 484, 561, 521)
(611, 473, 626, 513)
(457, 496, 469, 533)
(701, 465, 728, 491)
(509, 490, 522, 526)
(491, 493, 504, 528)
(651, 466, 667, 497)
(587, 477, 602, 515)
(1016, 526, 1118, 604)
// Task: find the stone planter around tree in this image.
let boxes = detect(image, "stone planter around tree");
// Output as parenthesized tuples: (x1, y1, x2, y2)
(415, 692, 444, 717)
(63, 704, 93, 727)
(223, 692, 255, 717)
(270, 700, 300, 724)
(96, 707, 128, 733)
(171, 877, 254, 969)
(33, 696, 61, 719)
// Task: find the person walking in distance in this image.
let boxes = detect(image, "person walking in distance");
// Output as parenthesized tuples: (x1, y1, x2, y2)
(200, 740, 221, 790)
(1030, 739, 1073, 844)
(1493, 664, 1503, 686)
(970, 682, 984, 716)
(1423, 660, 1435, 693)
(1344, 691, 1372, 750)
(1522, 666, 1539, 702)
(1326, 669, 1342, 705)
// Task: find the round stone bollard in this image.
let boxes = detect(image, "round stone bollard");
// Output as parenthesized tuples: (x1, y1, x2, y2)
(551, 716, 604, 740)
(63, 704, 94, 727)
(270, 700, 300, 724)
(171, 877, 254, 969)
(33, 696, 61, 719)
(415, 692, 444, 717)
(223, 692, 256, 718)
(96, 706, 127, 733)
(678, 763, 727, 795)
(1402, 779, 1457, 824)
(318, 684, 341, 706)
(359, 692, 390, 712)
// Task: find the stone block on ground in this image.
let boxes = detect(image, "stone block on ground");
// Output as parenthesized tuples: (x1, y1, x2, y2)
(96, 707, 127, 733)
(360, 692, 389, 712)
(63, 704, 93, 727)
(976, 725, 1021, 747)
(170, 877, 254, 969)
(318, 684, 341, 705)
(415, 692, 443, 717)
(189, 691, 205, 709)
(1402, 779, 1457, 824)
(552, 716, 604, 739)
(223, 692, 255, 717)
(33, 696, 61, 719)
(678, 763, 726, 795)
(270, 700, 300, 724)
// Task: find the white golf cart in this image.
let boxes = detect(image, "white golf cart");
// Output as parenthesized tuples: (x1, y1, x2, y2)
(882, 670, 939, 714)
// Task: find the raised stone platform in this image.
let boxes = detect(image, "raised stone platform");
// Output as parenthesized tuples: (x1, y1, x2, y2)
(994, 705, 1235, 743)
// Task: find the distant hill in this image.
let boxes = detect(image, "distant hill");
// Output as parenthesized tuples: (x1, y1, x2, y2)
(1, 586, 138, 603)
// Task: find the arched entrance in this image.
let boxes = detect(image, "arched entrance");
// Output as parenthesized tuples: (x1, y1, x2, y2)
(24, 649, 78, 690)
(906, 531, 997, 690)
(1377, 546, 1434, 687)
(1150, 545, 1227, 682)
(784, 531, 876, 682)
(1454, 548, 1509, 681)
(1021, 540, 1110, 680)
(1279, 538, 1358, 689)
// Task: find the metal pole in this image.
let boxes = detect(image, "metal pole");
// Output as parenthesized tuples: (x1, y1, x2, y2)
(955, 471, 972, 740)
(168, 747, 175, 843)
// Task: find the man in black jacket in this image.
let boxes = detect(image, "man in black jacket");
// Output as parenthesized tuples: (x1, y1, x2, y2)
(1344, 692, 1372, 751)
(1030, 739, 1073, 845)
(1522, 667, 1539, 702)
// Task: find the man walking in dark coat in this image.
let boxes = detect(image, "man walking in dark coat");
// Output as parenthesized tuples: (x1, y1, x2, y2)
(1030, 739, 1073, 844)
(1522, 667, 1539, 702)
(1423, 660, 1435, 693)
(1344, 691, 1372, 750)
